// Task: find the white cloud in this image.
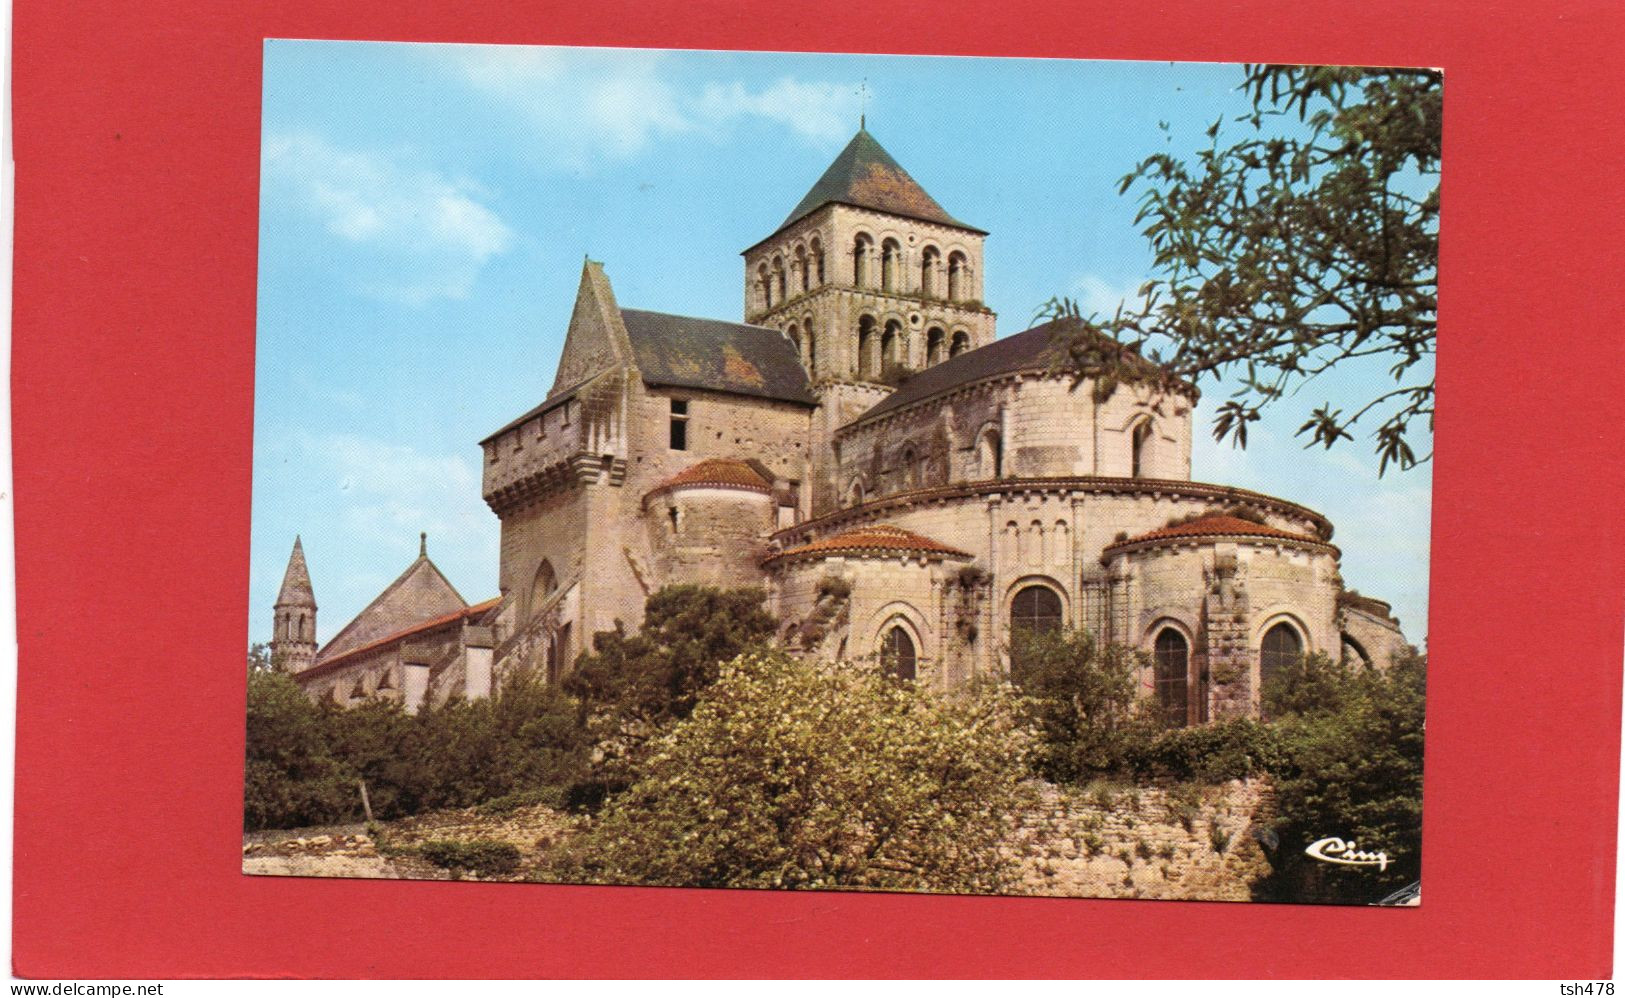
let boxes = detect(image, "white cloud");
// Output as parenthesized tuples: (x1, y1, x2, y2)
(296, 431, 494, 556)
(441, 45, 861, 167)
(262, 132, 515, 304)
(694, 78, 863, 145)
(1072, 273, 1149, 319)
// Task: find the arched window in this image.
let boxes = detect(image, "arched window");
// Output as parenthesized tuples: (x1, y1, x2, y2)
(857, 314, 878, 379)
(1010, 585, 1063, 636)
(794, 245, 809, 293)
(1154, 628, 1190, 726)
(1131, 418, 1153, 478)
(1260, 622, 1304, 699)
(920, 246, 940, 297)
(804, 315, 816, 373)
(529, 559, 558, 619)
(881, 319, 904, 374)
(772, 256, 787, 303)
(810, 237, 824, 284)
(758, 263, 772, 310)
(881, 239, 900, 291)
(901, 445, 918, 489)
(949, 330, 970, 357)
(926, 327, 945, 365)
(947, 251, 967, 300)
(880, 625, 917, 681)
(853, 235, 872, 287)
(786, 322, 800, 349)
(847, 478, 865, 507)
(979, 428, 1003, 479)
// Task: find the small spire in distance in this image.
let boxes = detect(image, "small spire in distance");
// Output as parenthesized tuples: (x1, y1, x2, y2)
(420, 531, 428, 558)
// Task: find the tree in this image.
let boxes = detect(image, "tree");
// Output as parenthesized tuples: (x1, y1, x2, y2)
(547, 652, 1037, 892)
(1256, 650, 1427, 903)
(243, 669, 353, 830)
(566, 584, 776, 732)
(247, 642, 277, 673)
(1007, 627, 1162, 781)
(1042, 65, 1440, 475)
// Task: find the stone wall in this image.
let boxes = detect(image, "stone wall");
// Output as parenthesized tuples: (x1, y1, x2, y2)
(1009, 779, 1276, 901)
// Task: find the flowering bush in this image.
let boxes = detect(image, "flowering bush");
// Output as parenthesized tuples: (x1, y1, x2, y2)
(547, 652, 1037, 892)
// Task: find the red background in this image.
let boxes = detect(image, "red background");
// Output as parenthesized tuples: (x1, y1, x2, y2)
(12, 0, 1625, 979)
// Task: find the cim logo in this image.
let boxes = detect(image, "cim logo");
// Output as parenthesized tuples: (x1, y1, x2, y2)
(1304, 836, 1391, 871)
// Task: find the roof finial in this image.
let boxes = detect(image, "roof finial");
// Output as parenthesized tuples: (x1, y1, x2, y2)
(859, 78, 868, 132)
(420, 531, 427, 558)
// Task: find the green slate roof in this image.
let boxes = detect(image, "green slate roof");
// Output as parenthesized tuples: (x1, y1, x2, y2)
(621, 309, 816, 406)
(774, 128, 983, 236)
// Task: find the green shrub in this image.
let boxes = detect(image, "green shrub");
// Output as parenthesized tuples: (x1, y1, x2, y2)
(420, 839, 522, 877)
(546, 652, 1037, 892)
(243, 664, 588, 830)
(1009, 628, 1163, 781)
(1130, 719, 1282, 782)
(1255, 651, 1426, 904)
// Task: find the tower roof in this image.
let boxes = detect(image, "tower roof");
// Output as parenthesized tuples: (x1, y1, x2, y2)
(772, 128, 984, 238)
(275, 536, 316, 610)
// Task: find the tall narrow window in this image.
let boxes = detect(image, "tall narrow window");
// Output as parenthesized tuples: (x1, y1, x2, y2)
(811, 237, 825, 284)
(1131, 419, 1153, 478)
(794, 245, 809, 293)
(950, 330, 970, 357)
(921, 246, 940, 297)
(853, 235, 872, 287)
(948, 252, 966, 301)
(881, 625, 917, 681)
(669, 399, 689, 450)
(979, 428, 1003, 479)
(758, 263, 772, 310)
(1154, 628, 1190, 726)
(926, 327, 945, 365)
(857, 315, 877, 379)
(881, 239, 900, 291)
(1260, 622, 1304, 703)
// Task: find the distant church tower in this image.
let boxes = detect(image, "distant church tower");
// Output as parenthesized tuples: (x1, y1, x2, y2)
(272, 536, 318, 674)
(741, 126, 996, 514)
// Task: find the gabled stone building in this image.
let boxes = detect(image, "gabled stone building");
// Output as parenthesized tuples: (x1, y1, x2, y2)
(275, 126, 1408, 723)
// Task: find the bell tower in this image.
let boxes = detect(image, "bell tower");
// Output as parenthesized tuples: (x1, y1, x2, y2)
(742, 126, 996, 514)
(272, 536, 318, 674)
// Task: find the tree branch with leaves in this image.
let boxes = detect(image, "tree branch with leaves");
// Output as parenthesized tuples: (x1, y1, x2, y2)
(1040, 64, 1440, 475)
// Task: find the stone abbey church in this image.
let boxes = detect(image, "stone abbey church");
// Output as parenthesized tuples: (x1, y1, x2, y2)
(271, 127, 1408, 725)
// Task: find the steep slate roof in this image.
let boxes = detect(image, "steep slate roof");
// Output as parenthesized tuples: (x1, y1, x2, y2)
(275, 536, 316, 609)
(774, 128, 983, 237)
(647, 458, 773, 497)
(621, 309, 816, 405)
(854, 321, 1069, 423)
(1106, 515, 1334, 552)
(854, 319, 1184, 426)
(764, 524, 971, 565)
(317, 538, 470, 662)
(303, 597, 501, 675)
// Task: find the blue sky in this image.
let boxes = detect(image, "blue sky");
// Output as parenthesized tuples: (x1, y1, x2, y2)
(252, 41, 1433, 648)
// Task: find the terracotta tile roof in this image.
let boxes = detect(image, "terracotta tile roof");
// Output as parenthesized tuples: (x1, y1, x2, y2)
(764, 524, 971, 565)
(1106, 515, 1333, 551)
(648, 458, 772, 497)
(303, 597, 501, 676)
